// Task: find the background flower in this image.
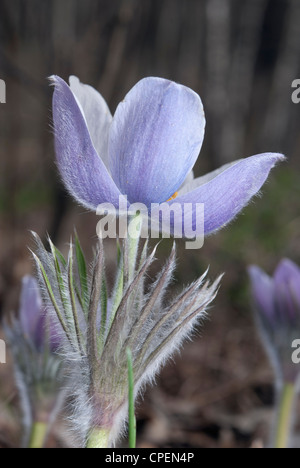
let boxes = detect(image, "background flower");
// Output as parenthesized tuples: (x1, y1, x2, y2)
(4, 276, 64, 447)
(19, 275, 61, 352)
(248, 260, 300, 385)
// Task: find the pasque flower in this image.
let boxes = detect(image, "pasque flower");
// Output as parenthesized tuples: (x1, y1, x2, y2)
(18, 276, 61, 353)
(248, 260, 300, 449)
(4, 276, 64, 448)
(248, 260, 300, 384)
(51, 75, 284, 236)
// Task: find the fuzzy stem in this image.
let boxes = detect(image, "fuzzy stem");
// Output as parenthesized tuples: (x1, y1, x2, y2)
(29, 421, 48, 449)
(274, 383, 296, 449)
(126, 213, 142, 283)
(87, 428, 110, 449)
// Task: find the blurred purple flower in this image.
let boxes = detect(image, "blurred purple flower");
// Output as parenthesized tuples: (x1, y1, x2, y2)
(51, 75, 284, 236)
(248, 260, 300, 384)
(4, 276, 65, 447)
(19, 275, 60, 353)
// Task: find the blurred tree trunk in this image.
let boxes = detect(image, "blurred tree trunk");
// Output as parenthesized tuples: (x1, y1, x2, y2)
(261, 0, 300, 153)
(205, 0, 231, 168)
(221, 0, 268, 161)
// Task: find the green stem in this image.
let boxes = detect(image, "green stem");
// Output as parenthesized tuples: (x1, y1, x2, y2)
(87, 428, 110, 448)
(274, 383, 296, 449)
(127, 348, 136, 448)
(29, 421, 48, 449)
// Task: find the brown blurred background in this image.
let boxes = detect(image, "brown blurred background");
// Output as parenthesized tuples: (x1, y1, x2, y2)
(0, 0, 300, 448)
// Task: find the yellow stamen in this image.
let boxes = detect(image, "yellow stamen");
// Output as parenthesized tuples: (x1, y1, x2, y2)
(167, 192, 178, 202)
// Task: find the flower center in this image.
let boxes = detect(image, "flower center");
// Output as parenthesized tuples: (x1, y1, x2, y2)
(167, 192, 178, 202)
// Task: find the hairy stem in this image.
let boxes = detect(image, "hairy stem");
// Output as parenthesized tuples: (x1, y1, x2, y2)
(125, 213, 142, 284)
(274, 383, 296, 449)
(29, 421, 48, 449)
(86, 428, 110, 449)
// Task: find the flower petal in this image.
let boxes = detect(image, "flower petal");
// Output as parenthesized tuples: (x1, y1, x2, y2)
(69, 76, 112, 168)
(51, 76, 124, 210)
(165, 153, 285, 236)
(248, 266, 275, 321)
(274, 259, 300, 319)
(274, 259, 300, 288)
(19, 276, 43, 343)
(35, 314, 62, 353)
(109, 77, 205, 206)
(179, 170, 195, 191)
(178, 160, 242, 196)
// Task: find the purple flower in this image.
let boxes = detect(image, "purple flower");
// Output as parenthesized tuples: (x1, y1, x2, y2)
(51, 75, 284, 235)
(19, 275, 60, 353)
(248, 260, 300, 383)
